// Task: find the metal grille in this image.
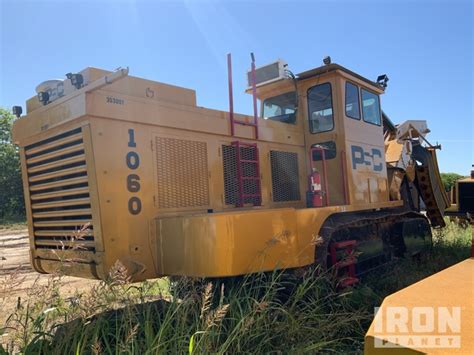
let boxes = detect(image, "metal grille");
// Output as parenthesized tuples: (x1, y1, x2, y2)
(222, 145, 260, 205)
(155, 137, 210, 209)
(270, 151, 300, 202)
(24, 127, 95, 251)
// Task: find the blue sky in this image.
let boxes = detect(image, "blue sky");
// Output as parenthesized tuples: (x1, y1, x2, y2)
(1, 0, 472, 174)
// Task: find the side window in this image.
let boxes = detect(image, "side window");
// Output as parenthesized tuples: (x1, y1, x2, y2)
(361, 89, 381, 125)
(307, 83, 334, 133)
(262, 91, 297, 124)
(311, 141, 337, 161)
(345, 82, 360, 120)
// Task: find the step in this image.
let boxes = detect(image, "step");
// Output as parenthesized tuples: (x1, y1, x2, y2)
(332, 240, 357, 249)
(233, 120, 258, 127)
(339, 277, 359, 288)
(335, 257, 357, 268)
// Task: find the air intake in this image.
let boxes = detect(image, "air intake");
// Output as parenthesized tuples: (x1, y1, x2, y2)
(24, 127, 95, 251)
(270, 151, 300, 202)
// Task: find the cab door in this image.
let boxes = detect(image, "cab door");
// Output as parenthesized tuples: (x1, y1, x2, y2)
(302, 75, 347, 207)
(343, 79, 388, 205)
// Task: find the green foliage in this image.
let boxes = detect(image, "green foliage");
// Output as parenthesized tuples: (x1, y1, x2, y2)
(0, 108, 25, 221)
(440, 172, 465, 192)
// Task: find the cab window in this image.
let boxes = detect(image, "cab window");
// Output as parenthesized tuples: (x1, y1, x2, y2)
(345, 82, 360, 119)
(312, 141, 337, 161)
(361, 89, 381, 125)
(262, 91, 297, 124)
(308, 83, 333, 133)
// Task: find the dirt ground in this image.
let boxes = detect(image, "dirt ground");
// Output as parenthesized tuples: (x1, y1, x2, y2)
(0, 227, 98, 324)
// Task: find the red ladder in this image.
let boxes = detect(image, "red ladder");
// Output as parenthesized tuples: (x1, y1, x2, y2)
(232, 141, 262, 207)
(329, 240, 359, 288)
(227, 53, 259, 140)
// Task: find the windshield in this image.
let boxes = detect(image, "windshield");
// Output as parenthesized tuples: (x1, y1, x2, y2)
(262, 91, 297, 124)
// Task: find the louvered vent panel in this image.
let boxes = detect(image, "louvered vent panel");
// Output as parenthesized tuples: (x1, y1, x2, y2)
(270, 151, 300, 202)
(25, 127, 94, 251)
(222, 145, 260, 205)
(155, 137, 210, 208)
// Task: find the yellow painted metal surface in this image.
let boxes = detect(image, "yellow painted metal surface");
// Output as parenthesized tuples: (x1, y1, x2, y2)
(13, 64, 403, 281)
(388, 169, 405, 201)
(385, 140, 405, 165)
(365, 258, 474, 354)
(155, 208, 300, 277)
(154, 201, 401, 278)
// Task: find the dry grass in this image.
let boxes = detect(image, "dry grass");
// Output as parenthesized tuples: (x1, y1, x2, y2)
(0, 218, 471, 354)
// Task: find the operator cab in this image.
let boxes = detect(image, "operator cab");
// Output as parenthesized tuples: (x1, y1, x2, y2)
(250, 59, 389, 208)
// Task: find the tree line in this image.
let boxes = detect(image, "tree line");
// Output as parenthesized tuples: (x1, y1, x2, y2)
(1, 108, 25, 222)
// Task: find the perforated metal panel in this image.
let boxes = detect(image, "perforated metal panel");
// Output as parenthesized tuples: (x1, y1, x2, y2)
(270, 151, 300, 202)
(24, 127, 95, 251)
(222, 145, 260, 205)
(155, 137, 210, 209)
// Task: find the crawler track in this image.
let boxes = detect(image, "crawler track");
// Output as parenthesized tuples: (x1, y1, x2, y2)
(316, 209, 431, 275)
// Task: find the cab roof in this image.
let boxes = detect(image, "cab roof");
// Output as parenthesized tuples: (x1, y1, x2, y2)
(297, 63, 382, 91)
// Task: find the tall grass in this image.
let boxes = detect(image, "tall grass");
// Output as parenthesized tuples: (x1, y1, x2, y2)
(2, 266, 370, 354)
(0, 218, 471, 354)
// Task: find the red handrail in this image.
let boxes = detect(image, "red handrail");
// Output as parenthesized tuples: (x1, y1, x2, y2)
(310, 146, 330, 206)
(227, 53, 235, 137)
(341, 150, 349, 205)
(250, 53, 259, 139)
(227, 53, 259, 140)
